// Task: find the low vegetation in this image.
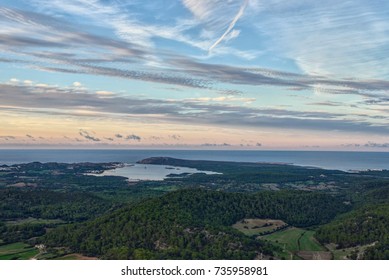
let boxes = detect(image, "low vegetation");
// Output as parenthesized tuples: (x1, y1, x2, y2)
(0, 242, 39, 260)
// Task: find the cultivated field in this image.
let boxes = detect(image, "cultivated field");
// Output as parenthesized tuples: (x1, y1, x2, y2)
(260, 227, 330, 260)
(0, 242, 39, 260)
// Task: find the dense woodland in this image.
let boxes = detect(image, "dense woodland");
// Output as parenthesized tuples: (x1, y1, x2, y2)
(0, 188, 114, 244)
(42, 189, 347, 259)
(1, 158, 389, 259)
(0, 188, 112, 221)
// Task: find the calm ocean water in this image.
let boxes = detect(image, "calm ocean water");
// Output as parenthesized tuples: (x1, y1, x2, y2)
(0, 149, 388, 171)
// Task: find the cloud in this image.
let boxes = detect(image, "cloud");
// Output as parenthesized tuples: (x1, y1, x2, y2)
(307, 101, 343, 107)
(1, 82, 388, 136)
(73, 81, 82, 87)
(364, 142, 389, 148)
(26, 134, 34, 139)
(96, 90, 113, 96)
(182, 0, 247, 41)
(31, 61, 211, 90)
(169, 134, 182, 140)
(83, 135, 100, 142)
(0, 34, 67, 49)
(29, 0, 204, 51)
(0, 136, 16, 141)
(302, 145, 321, 148)
(1, 0, 256, 71)
(35, 83, 49, 88)
(0, 7, 150, 60)
(253, 1, 389, 79)
(342, 142, 389, 148)
(115, 134, 123, 138)
(2, 7, 389, 97)
(200, 143, 231, 147)
(208, 0, 248, 52)
(104, 137, 114, 141)
(184, 96, 256, 103)
(125, 134, 141, 141)
(23, 80, 33, 85)
(79, 129, 100, 142)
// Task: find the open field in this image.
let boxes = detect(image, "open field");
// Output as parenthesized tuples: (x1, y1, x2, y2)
(233, 218, 287, 236)
(0, 242, 39, 260)
(299, 230, 326, 251)
(261, 227, 304, 252)
(260, 227, 329, 260)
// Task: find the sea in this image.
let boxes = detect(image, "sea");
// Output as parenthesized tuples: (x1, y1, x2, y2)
(0, 149, 388, 171)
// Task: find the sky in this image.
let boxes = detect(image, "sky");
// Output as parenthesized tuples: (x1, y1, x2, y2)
(0, 0, 388, 150)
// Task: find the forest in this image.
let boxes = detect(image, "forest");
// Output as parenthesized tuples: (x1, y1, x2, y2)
(42, 189, 348, 259)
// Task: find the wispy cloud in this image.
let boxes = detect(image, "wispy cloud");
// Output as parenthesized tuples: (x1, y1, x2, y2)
(1, 82, 388, 136)
(79, 129, 100, 142)
(1, 1, 389, 149)
(208, 0, 248, 52)
(253, 0, 389, 79)
(30, 0, 202, 51)
(2, 6, 389, 98)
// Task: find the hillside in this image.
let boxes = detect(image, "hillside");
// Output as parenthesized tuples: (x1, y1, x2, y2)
(42, 189, 348, 259)
(316, 204, 389, 259)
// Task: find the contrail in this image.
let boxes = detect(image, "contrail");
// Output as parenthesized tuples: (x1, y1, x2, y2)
(209, 0, 248, 52)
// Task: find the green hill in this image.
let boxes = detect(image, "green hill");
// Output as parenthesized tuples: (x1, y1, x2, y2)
(43, 189, 348, 259)
(316, 204, 389, 259)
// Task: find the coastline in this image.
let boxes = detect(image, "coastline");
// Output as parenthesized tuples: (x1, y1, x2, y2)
(0, 149, 388, 171)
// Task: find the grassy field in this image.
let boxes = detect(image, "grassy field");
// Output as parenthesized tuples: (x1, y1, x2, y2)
(232, 218, 287, 236)
(262, 227, 304, 252)
(0, 242, 39, 260)
(260, 227, 329, 259)
(299, 231, 325, 251)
